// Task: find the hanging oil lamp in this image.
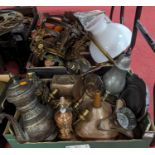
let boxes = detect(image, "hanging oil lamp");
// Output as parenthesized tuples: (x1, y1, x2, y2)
(54, 97, 75, 140)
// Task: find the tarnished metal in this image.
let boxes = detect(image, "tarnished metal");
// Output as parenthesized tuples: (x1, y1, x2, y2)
(30, 12, 90, 68)
(31, 27, 66, 60)
(66, 58, 91, 74)
(114, 99, 137, 130)
(51, 75, 81, 97)
(116, 107, 137, 130)
(0, 10, 24, 36)
(0, 76, 57, 143)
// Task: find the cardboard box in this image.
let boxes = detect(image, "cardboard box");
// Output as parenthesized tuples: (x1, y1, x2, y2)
(3, 113, 155, 148)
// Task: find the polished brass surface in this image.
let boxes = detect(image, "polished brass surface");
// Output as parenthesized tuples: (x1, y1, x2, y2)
(48, 89, 59, 102)
(74, 109, 89, 125)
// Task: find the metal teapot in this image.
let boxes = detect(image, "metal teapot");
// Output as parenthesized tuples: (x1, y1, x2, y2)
(75, 91, 118, 140)
(0, 76, 57, 143)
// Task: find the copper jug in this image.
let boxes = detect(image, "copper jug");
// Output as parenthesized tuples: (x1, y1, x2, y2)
(0, 76, 57, 143)
(75, 91, 118, 140)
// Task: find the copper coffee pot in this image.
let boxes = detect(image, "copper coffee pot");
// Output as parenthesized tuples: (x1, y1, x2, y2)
(75, 91, 118, 140)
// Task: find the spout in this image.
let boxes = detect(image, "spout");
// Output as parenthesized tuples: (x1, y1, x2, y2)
(0, 113, 28, 143)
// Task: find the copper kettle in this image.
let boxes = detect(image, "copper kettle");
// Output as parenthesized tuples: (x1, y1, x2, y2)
(75, 91, 118, 140)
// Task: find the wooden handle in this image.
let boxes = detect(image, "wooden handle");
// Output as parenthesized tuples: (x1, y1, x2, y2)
(0, 74, 10, 82)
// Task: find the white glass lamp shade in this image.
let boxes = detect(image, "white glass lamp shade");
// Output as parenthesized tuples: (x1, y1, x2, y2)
(85, 14, 132, 63)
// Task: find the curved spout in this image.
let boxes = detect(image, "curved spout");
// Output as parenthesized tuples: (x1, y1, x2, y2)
(0, 113, 28, 143)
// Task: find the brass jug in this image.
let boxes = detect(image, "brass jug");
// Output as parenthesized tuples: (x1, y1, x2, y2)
(0, 77, 57, 143)
(75, 91, 118, 140)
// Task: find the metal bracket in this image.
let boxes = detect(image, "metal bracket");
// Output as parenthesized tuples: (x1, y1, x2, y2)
(110, 6, 125, 24)
(128, 6, 155, 54)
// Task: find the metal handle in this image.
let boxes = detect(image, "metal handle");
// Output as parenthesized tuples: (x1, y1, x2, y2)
(127, 6, 143, 55)
(110, 6, 115, 20)
(128, 6, 155, 54)
(136, 20, 155, 52)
